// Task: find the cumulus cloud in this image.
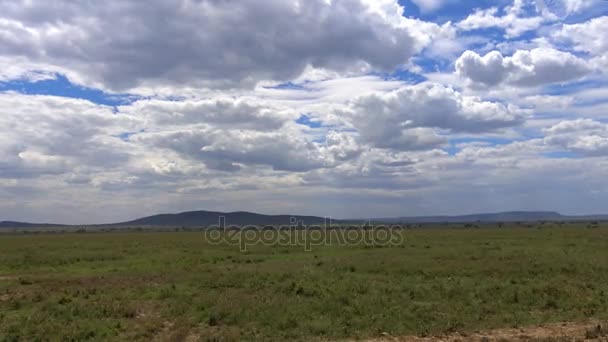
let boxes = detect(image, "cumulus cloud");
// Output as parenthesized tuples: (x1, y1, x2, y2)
(135, 127, 361, 172)
(521, 95, 575, 111)
(544, 119, 608, 156)
(344, 83, 525, 150)
(121, 97, 296, 131)
(455, 48, 591, 87)
(0, 93, 140, 179)
(457, 5, 544, 38)
(323, 131, 364, 162)
(537, 0, 599, 18)
(0, 0, 424, 91)
(302, 149, 424, 191)
(553, 16, 608, 56)
(458, 0, 601, 37)
(0, 89, 365, 180)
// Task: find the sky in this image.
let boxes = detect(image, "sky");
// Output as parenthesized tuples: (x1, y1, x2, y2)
(1, 0, 608, 224)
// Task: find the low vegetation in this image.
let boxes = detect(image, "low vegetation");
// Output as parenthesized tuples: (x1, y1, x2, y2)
(0, 225, 607, 341)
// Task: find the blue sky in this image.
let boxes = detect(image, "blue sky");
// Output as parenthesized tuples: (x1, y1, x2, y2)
(399, 0, 514, 21)
(0, 74, 133, 107)
(0, 0, 607, 223)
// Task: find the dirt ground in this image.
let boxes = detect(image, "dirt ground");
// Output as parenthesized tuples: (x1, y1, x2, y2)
(364, 321, 608, 341)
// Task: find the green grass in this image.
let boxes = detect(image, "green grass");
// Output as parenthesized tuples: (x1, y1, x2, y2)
(0, 226, 607, 341)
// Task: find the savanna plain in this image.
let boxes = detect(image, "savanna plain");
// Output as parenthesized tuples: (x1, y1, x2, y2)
(0, 225, 607, 341)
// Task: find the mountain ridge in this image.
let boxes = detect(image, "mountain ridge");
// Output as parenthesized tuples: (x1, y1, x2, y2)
(2, 210, 608, 228)
(112, 210, 333, 227)
(0, 221, 64, 228)
(373, 211, 608, 223)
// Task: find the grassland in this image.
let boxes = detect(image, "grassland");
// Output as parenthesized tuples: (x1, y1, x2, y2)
(0, 225, 607, 341)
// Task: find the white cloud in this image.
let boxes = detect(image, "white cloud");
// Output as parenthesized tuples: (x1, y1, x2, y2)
(553, 16, 608, 56)
(120, 97, 296, 131)
(521, 95, 575, 111)
(457, 6, 544, 38)
(455, 48, 592, 87)
(0, 93, 141, 179)
(0, 0, 427, 91)
(137, 125, 364, 173)
(544, 119, 608, 155)
(344, 83, 525, 150)
(537, 0, 599, 18)
(457, 0, 599, 37)
(411, 0, 448, 13)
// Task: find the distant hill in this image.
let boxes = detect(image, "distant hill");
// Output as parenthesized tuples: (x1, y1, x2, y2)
(0, 221, 65, 228)
(111, 210, 608, 226)
(114, 210, 334, 227)
(3, 210, 608, 229)
(374, 211, 608, 224)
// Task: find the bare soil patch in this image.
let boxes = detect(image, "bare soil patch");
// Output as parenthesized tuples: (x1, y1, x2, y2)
(365, 321, 608, 341)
